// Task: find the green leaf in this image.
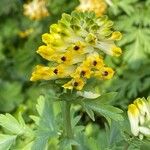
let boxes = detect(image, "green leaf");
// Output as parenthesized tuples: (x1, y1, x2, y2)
(31, 96, 59, 150)
(59, 138, 79, 150)
(72, 115, 82, 127)
(71, 112, 84, 133)
(84, 101, 123, 121)
(0, 134, 16, 150)
(35, 95, 56, 130)
(114, 5, 150, 69)
(87, 137, 101, 150)
(77, 92, 122, 121)
(21, 142, 33, 150)
(0, 113, 25, 135)
(82, 103, 95, 121)
(109, 0, 138, 16)
(31, 137, 49, 150)
(92, 92, 118, 104)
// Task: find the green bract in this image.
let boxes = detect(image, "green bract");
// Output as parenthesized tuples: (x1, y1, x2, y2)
(48, 11, 122, 57)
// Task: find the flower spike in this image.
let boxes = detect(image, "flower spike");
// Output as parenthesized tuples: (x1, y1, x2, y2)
(30, 11, 122, 90)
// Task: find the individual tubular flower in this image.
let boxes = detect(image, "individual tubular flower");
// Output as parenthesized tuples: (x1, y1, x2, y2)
(23, 0, 49, 20)
(30, 11, 122, 90)
(30, 65, 53, 81)
(128, 97, 150, 139)
(77, 0, 107, 16)
(94, 67, 114, 80)
(63, 78, 85, 91)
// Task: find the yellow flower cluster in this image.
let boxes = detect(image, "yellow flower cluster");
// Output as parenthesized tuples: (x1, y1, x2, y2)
(30, 11, 122, 90)
(23, 0, 49, 20)
(128, 97, 150, 139)
(77, 0, 107, 16)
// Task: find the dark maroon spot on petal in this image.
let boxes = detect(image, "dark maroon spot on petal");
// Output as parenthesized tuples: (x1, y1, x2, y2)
(74, 82, 79, 86)
(74, 46, 80, 50)
(103, 71, 108, 76)
(53, 69, 58, 74)
(93, 61, 97, 66)
(61, 56, 66, 61)
(81, 71, 86, 76)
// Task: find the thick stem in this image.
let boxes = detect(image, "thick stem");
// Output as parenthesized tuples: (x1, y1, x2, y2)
(62, 101, 77, 150)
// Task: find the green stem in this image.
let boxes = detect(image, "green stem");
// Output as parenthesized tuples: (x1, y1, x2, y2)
(63, 101, 73, 138)
(62, 101, 77, 150)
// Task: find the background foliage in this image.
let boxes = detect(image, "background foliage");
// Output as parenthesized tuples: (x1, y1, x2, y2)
(0, 0, 149, 149)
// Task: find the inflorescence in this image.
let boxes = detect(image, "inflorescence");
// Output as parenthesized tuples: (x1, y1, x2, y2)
(77, 0, 107, 16)
(30, 11, 122, 90)
(23, 0, 49, 20)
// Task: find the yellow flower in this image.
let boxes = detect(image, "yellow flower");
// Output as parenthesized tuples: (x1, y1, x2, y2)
(77, 0, 107, 16)
(23, 0, 49, 20)
(52, 64, 75, 78)
(42, 33, 62, 46)
(57, 52, 73, 64)
(109, 31, 122, 41)
(96, 41, 122, 57)
(37, 45, 55, 61)
(68, 41, 86, 54)
(50, 23, 71, 37)
(18, 28, 33, 38)
(84, 53, 104, 69)
(57, 51, 84, 65)
(63, 78, 85, 90)
(112, 46, 122, 57)
(128, 97, 150, 139)
(30, 65, 53, 81)
(72, 65, 93, 79)
(94, 67, 115, 80)
(134, 98, 150, 116)
(128, 104, 140, 136)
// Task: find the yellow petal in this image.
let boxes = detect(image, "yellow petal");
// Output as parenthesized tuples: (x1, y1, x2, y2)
(30, 65, 53, 81)
(72, 65, 93, 79)
(53, 64, 75, 78)
(96, 42, 122, 57)
(42, 33, 51, 44)
(37, 45, 55, 61)
(110, 31, 122, 41)
(83, 53, 104, 69)
(134, 98, 150, 117)
(128, 104, 140, 136)
(94, 67, 114, 80)
(63, 78, 85, 90)
(112, 46, 122, 57)
(62, 80, 73, 90)
(73, 78, 85, 90)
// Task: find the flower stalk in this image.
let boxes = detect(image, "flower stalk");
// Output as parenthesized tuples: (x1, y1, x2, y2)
(62, 101, 77, 150)
(62, 101, 73, 139)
